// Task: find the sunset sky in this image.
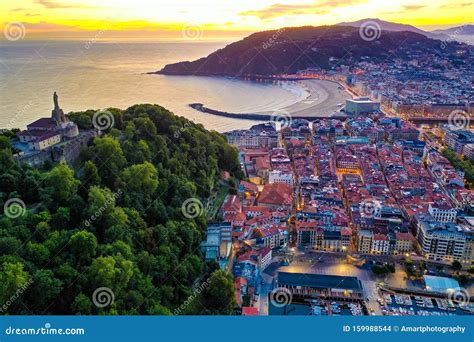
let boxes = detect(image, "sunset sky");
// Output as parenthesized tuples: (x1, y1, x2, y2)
(1, 0, 472, 39)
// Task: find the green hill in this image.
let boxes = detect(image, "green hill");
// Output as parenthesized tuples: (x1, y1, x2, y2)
(157, 25, 463, 76)
(0, 104, 239, 315)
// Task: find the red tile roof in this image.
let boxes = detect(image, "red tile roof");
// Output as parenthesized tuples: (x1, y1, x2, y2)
(224, 212, 246, 226)
(243, 206, 270, 215)
(222, 195, 242, 213)
(235, 276, 248, 287)
(258, 246, 272, 257)
(255, 156, 270, 171)
(27, 118, 55, 130)
(395, 232, 415, 241)
(258, 183, 293, 206)
(240, 180, 258, 193)
(373, 233, 388, 241)
(341, 228, 352, 236)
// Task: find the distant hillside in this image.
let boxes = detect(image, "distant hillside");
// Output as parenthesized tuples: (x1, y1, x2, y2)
(432, 25, 474, 45)
(432, 24, 474, 35)
(157, 25, 462, 77)
(337, 18, 448, 40)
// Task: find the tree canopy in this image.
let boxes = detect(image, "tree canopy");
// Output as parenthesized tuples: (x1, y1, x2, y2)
(0, 104, 241, 314)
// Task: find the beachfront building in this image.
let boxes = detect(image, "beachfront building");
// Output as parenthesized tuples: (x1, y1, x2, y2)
(345, 97, 380, 115)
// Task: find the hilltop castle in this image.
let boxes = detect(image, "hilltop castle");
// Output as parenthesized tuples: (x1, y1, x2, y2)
(17, 92, 79, 151)
(15, 92, 96, 166)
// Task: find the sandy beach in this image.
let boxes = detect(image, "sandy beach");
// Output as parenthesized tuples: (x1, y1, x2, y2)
(260, 79, 352, 117)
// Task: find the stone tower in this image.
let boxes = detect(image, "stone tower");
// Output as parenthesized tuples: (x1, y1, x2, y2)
(52, 91, 67, 125)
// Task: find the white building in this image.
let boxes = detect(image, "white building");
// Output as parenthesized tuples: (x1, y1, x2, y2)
(371, 234, 390, 255)
(416, 219, 468, 262)
(268, 170, 294, 186)
(428, 203, 457, 223)
(258, 247, 272, 271)
(345, 97, 380, 115)
(358, 230, 373, 254)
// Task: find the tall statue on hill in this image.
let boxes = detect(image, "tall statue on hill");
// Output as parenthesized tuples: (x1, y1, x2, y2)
(52, 91, 67, 125)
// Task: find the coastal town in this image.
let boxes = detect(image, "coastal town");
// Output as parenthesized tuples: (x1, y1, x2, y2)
(3, 0, 474, 339)
(299, 41, 474, 120)
(1, 15, 473, 321)
(2, 81, 473, 319)
(202, 94, 474, 316)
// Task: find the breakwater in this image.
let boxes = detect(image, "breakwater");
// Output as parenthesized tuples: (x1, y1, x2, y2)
(189, 103, 347, 121)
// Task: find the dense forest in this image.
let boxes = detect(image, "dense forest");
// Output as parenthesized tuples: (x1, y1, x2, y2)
(0, 104, 241, 315)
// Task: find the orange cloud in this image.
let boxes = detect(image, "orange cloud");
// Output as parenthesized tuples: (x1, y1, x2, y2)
(35, 0, 96, 9)
(240, 0, 368, 19)
(402, 5, 427, 11)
